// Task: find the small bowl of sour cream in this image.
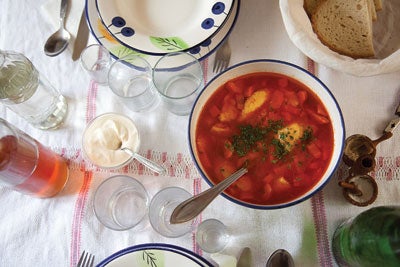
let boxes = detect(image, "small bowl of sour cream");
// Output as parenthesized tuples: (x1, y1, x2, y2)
(82, 113, 140, 169)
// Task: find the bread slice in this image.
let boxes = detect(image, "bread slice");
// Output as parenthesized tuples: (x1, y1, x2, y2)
(367, 0, 377, 21)
(304, 0, 324, 17)
(373, 0, 383, 11)
(311, 0, 375, 58)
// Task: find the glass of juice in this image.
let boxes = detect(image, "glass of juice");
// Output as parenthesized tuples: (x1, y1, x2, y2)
(0, 118, 69, 197)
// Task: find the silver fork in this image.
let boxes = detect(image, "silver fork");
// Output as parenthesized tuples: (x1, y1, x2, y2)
(213, 38, 231, 73)
(77, 251, 95, 267)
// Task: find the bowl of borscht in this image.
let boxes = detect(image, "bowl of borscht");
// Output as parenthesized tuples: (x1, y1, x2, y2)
(189, 59, 345, 209)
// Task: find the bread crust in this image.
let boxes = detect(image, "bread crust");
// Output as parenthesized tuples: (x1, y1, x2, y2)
(311, 0, 375, 58)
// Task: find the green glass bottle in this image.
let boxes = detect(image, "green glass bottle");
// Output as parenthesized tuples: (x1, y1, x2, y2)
(332, 206, 400, 267)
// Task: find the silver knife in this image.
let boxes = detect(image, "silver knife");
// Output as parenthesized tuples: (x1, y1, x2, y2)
(237, 247, 252, 267)
(72, 9, 89, 61)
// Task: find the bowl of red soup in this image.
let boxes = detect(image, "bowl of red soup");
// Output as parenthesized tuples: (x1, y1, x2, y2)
(189, 59, 345, 209)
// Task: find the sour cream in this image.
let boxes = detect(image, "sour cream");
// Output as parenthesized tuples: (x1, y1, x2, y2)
(83, 113, 140, 168)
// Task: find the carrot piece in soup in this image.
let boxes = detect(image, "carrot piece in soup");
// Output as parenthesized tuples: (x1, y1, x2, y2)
(262, 183, 272, 201)
(307, 142, 322, 159)
(278, 78, 289, 88)
(196, 135, 208, 153)
(210, 123, 231, 136)
(219, 95, 239, 122)
(209, 105, 221, 118)
(307, 110, 330, 124)
(270, 90, 285, 109)
(244, 85, 255, 97)
(297, 90, 308, 105)
(226, 81, 243, 94)
(235, 175, 252, 192)
(272, 176, 291, 193)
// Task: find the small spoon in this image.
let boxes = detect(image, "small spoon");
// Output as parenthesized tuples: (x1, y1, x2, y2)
(170, 167, 248, 224)
(106, 138, 165, 174)
(44, 0, 71, 56)
(266, 249, 295, 267)
(120, 146, 166, 174)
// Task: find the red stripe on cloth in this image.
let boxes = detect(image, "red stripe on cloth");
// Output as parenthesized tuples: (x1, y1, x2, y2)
(86, 80, 98, 123)
(70, 80, 98, 266)
(69, 170, 93, 267)
(307, 57, 334, 266)
(311, 192, 333, 267)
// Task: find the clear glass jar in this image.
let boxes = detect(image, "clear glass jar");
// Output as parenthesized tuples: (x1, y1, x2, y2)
(0, 50, 68, 129)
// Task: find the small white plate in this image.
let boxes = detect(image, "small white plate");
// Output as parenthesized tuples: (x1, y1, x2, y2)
(96, 0, 233, 55)
(85, 0, 239, 67)
(97, 243, 213, 266)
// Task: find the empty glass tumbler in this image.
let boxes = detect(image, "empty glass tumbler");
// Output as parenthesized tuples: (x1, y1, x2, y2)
(0, 118, 69, 197)
(0, 50, 68, 130)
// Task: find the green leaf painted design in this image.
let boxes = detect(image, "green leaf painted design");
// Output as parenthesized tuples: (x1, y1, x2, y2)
(136, 249, 165, 267)
(110, 45, 145, 59)
(150, 36, 189, 52)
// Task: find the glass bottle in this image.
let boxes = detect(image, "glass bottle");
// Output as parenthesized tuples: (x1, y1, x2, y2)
(0, 50, 67, 130)
(332, 206, 400, 267)
(0, 118, 69, 197)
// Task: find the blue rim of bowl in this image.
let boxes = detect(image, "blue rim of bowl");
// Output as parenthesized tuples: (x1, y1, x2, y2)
(95, 0, 236, 56)
(84, 0, 240, 63)
(96, 243, 213, 266)
(188, 59, 346, 209)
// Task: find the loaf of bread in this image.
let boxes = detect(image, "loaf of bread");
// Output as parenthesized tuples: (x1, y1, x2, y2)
(311, 0, 375, 58)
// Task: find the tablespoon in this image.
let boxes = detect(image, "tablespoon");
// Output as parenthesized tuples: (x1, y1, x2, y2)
(44, 0, 71, 56)
(170, 167, 248, 224)
(112, 140, 166, 174)
(266, 249, 295, 267)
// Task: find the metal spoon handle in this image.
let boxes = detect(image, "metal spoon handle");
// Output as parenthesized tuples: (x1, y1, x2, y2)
(60, 0, 68, 23)
(121, 147, 166, 174)
(170, 167, 248, 224)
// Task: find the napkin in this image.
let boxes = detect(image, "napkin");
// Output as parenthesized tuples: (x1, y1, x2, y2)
(279, 0, 400, 76)
(40, 0, 88, 53)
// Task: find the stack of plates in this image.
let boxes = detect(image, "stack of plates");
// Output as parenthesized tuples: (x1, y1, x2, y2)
(85, 0, 240, 67)
(97, 243, 213, 266)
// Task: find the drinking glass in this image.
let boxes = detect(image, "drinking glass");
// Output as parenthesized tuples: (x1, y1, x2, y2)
(196, 219, 230, 253)
(149, 187, 195, 238)
(93, 175, 149, 231)
(152, 52, 204, 116)
(108, 55, 159, 112)
(0, 50, 68, 130)
(332, 206, 400, 267)
(0, 118, 69, 197)
(80, 44, 111, 84)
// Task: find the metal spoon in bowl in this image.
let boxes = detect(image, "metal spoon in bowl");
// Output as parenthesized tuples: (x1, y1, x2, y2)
(111, 140, 166, 174)
(44, 0, 71, 56)
(170, 167, 248, 224)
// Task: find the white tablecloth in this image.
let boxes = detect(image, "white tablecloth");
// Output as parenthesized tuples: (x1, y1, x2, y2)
(0, 0, 399, 266)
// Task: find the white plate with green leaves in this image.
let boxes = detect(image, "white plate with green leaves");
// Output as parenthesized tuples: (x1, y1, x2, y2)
(85, 0, 240, 67)
(97, 243, 213, 266)
(95, 0, 234, 55)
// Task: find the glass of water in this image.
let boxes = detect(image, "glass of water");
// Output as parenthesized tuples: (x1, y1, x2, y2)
(80, 44, 111, 85)
(196, 219, 230, 253)
(152, 52, 204, 116)
(148, 187, 195, 237)
(93, 175, 149, 231)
